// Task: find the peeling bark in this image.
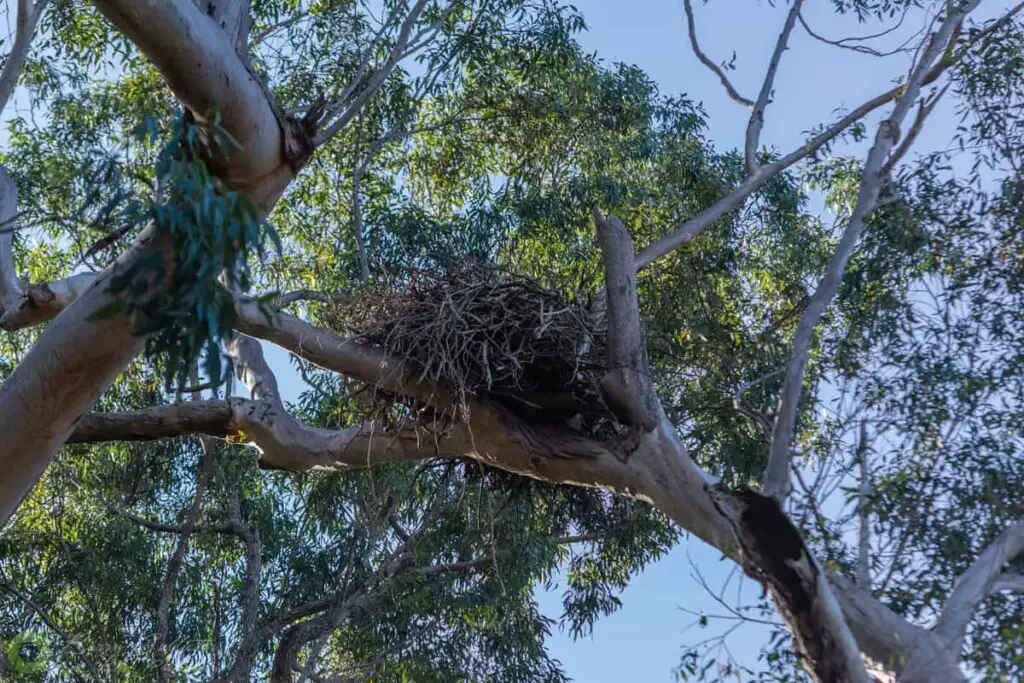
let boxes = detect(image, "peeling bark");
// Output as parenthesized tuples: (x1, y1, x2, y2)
(706, 486, 871, 683)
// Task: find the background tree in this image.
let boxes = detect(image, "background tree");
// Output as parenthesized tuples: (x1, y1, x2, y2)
(0, 0, 1022, 681)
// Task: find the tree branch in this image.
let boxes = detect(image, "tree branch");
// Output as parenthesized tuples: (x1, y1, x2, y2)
(706, 485, 872, 683)
(594, 213, 656, 429)
(93, 0, 288, 204)
(315, 0, 435, 145)
(68, 401, 234, 443)
(745, 0, 804, 174)
(856, 422, 872, 589)
(219, 462, 263, 683)
(830, 573, 966, 682)
(934, 520, 1024, 652)
(0, 581, 103, 682)
(991, 572, 1024, 594)
(682, 0, 753, 108)
(633, 0, 1024, 271)
(763, 1, 981, 501)
(0, 0, 48, 115)
(0, 167, 21, 316)
(0, 272, 101, 331)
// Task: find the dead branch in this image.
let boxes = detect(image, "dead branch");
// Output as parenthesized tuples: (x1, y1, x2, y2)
(594, 213, 656, 430)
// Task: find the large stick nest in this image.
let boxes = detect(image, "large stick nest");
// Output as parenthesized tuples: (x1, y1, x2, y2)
(330, 264, 618, 433)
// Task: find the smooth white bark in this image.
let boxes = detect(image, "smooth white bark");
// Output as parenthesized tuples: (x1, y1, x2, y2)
(0, 168, 21, 315)
(935, 520, 1024, 652)
(0, 272, 98, 331)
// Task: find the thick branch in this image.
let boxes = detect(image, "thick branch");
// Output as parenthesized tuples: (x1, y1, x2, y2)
(830, 573, 966, 683)
(745, 0, 805, 174)
(934, 520, 1024, 651)
(706, 486, 871, 683)
(595, 213, 656, 429)
(93, 0, 288, 204)
(200, 0, 253, 63)
(0, 272, 99, 331)
(0, 226, 170, 528)
(68, 400, 234, 443)
(992, 572, 1024, 594)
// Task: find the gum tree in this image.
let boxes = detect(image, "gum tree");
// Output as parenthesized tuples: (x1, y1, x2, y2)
(0, 0, 1022, 680)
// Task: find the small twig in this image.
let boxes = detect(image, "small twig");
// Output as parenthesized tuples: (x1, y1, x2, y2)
(682, 0, 753, 108)
(797, 8, 918, 58)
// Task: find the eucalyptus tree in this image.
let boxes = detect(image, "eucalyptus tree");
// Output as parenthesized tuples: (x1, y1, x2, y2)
(0, 0, 1022, 681)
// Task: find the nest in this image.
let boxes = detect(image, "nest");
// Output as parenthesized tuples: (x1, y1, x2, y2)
(331, 264, 616, 432)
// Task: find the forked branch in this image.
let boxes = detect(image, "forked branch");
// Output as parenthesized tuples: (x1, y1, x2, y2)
(935, 520, 1024, 652)
(636, 0, 1024, 271)
(764, 1, 982, 502)
(745, 0, 805, 174)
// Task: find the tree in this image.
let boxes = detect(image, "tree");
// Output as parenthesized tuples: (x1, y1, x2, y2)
(0, 0, 1022, 680)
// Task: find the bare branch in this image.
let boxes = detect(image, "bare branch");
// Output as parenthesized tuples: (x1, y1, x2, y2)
(219, 462, 263, 682)
(706, 485, 872, 683)
(251, 11, 309, 46)
(272, 289, 351, 308)
(634, 0, 1024, 272)
(0, 168, 21, 316)
(798, 7, 918, 58)
(0, 0, 48, 115)
(991, 572, 1024, 594)
(594, 213, 656, 429)
(682, 0, 754, 108)
(745, 0, 805, 174)
(68, 401, 234, 443)
(0, 272, 99, 331)
(934, 520, 1024, 651)
(352, 117, 372, 283)
(315, 0, 434, 145)
(763, 1, 981, 501)
(108, 501, 234, 536)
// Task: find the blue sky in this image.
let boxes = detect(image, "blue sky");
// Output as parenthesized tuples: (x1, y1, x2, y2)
(263, 0, 994, 679)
